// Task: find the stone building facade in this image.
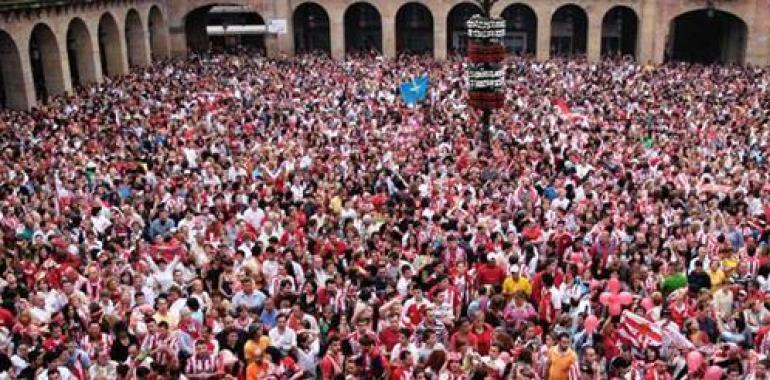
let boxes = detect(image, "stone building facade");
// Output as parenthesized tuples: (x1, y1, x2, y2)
(0, 0, 768, 110)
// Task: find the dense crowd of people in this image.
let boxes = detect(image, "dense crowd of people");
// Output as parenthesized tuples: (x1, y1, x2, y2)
(0, 49, 768, 380)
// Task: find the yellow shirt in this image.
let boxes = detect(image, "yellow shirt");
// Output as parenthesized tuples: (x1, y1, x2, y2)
(721, 257, 738, 272)
(548, 347, 577, 380)
(244, 337, 271, 362)
(153, 312, 179, 330)
(502, 275, 532, 296)
(330, 196, 343, 214)
(708, 269, 726, 291)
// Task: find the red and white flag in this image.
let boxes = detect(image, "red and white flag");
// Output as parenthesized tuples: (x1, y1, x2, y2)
(656, 320, 695, 351)
(617, 310, 664, 351)
(553, 97, 587, 124)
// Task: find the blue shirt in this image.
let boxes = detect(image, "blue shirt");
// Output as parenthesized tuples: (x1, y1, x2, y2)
(232, 290, 267, 311)
(544, 186, 558, 201)
(260, 309, 278, 329)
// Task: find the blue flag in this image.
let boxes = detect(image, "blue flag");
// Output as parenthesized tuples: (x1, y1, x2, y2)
(400, 75, 429, 105)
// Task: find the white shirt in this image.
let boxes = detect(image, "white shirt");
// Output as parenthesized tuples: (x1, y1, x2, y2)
(10, 354, 28, 375)
(550, 285, 563, 311)
(296, 340, 320, 372)
(551, 197, 570, 211)
(390, 342, 418, 362)
(268, 326, 297, 352)
(231, 290, 267, 311)
(147, 256, 180, 293)
(36, 367, 74, 380)
(242, 207, 265, 228)
(29, 306, 51, 324)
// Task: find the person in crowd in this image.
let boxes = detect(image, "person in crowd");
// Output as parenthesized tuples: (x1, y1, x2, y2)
(0, 47, 768, 379)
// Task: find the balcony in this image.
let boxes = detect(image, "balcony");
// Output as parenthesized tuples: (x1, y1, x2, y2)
(0, 0, 96, 12)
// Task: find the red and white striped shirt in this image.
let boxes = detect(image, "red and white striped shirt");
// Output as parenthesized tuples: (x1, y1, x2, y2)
(81, 334, 113, 360)
(82, 281, 102, 300)
(186, 354, 215, 375)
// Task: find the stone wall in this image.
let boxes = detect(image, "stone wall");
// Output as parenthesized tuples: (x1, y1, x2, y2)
(0, 0, 768, 110)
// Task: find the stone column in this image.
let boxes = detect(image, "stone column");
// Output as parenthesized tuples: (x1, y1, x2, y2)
(536, 7, 551, 61)
(274, 1, 294, 56)
(587, 14, 602, 62)
(330, 10, 345, 59)
(383, 15, 396, 58)
(433, 5, 447, 60)
(86, 29, 103, 84)
(745, 0, 770, 65)
(652, 15, 668, 64)
(265, 35, 278, 58)
(169, 26, 187, 57)
(636, 0, 657, 64)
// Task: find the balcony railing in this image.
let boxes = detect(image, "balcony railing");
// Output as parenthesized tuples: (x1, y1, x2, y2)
(0, 0, 96, 12)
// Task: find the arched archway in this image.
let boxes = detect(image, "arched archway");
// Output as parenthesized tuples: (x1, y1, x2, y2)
(447, 2, 481, 56)
(667, 9, 747, 64)
(66, 17, 98, 87)
(601, 6, 638, 58)
(98, 12, 125, 77)
(293, 2, 331, 55)
(148, 5, 170, 60)
(501, 3, 537, 55)
(344, 2, 382, 54)
(550, 4, 588, 57)
(125, 9, 149, 67)
(29, 23, 66, 101)
(0, 30, 28, 109)
(185, 4, 266, 54)
(395, 2, 434, 55)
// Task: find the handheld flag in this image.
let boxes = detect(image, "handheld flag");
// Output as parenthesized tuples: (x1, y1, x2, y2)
(617, 310, 664, 353)
(400, 75, 429, 106)
(553, 97, 587, 123)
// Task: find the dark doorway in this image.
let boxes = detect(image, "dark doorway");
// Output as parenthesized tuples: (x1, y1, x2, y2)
(550, 4, 588, 57)
(67, 26, 81, 87)
(98, 12, 123, 77)
(601, 6, 638, 58)
(29, 23, 64, 101)
(667, 9, 746, 64)
(185, 5, 266, 55)
(501, 3, 537, 55)
(293, 2, 331, 55)
(447, 3, 481, 56)
(395, 2, 434, 55)
(0, 30, 26, 109)
(67, 17, 98, 86)
(344, 2, 382, 54)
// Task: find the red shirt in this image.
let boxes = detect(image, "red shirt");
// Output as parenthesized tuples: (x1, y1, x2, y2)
(476, 264, 505, 287)
(389, 364, 413, 380)
(379, 327, 400, 352)
(531, 270, 564, 306)
(0, 308, 13, 327)
(553, 232, 573, 256)
(522, 226, 542, 241)
(449, 330, 478, 352)
(471, 324, 494, 355)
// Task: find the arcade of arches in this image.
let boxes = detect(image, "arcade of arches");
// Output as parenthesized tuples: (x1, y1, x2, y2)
(0, 0, 768, 110)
